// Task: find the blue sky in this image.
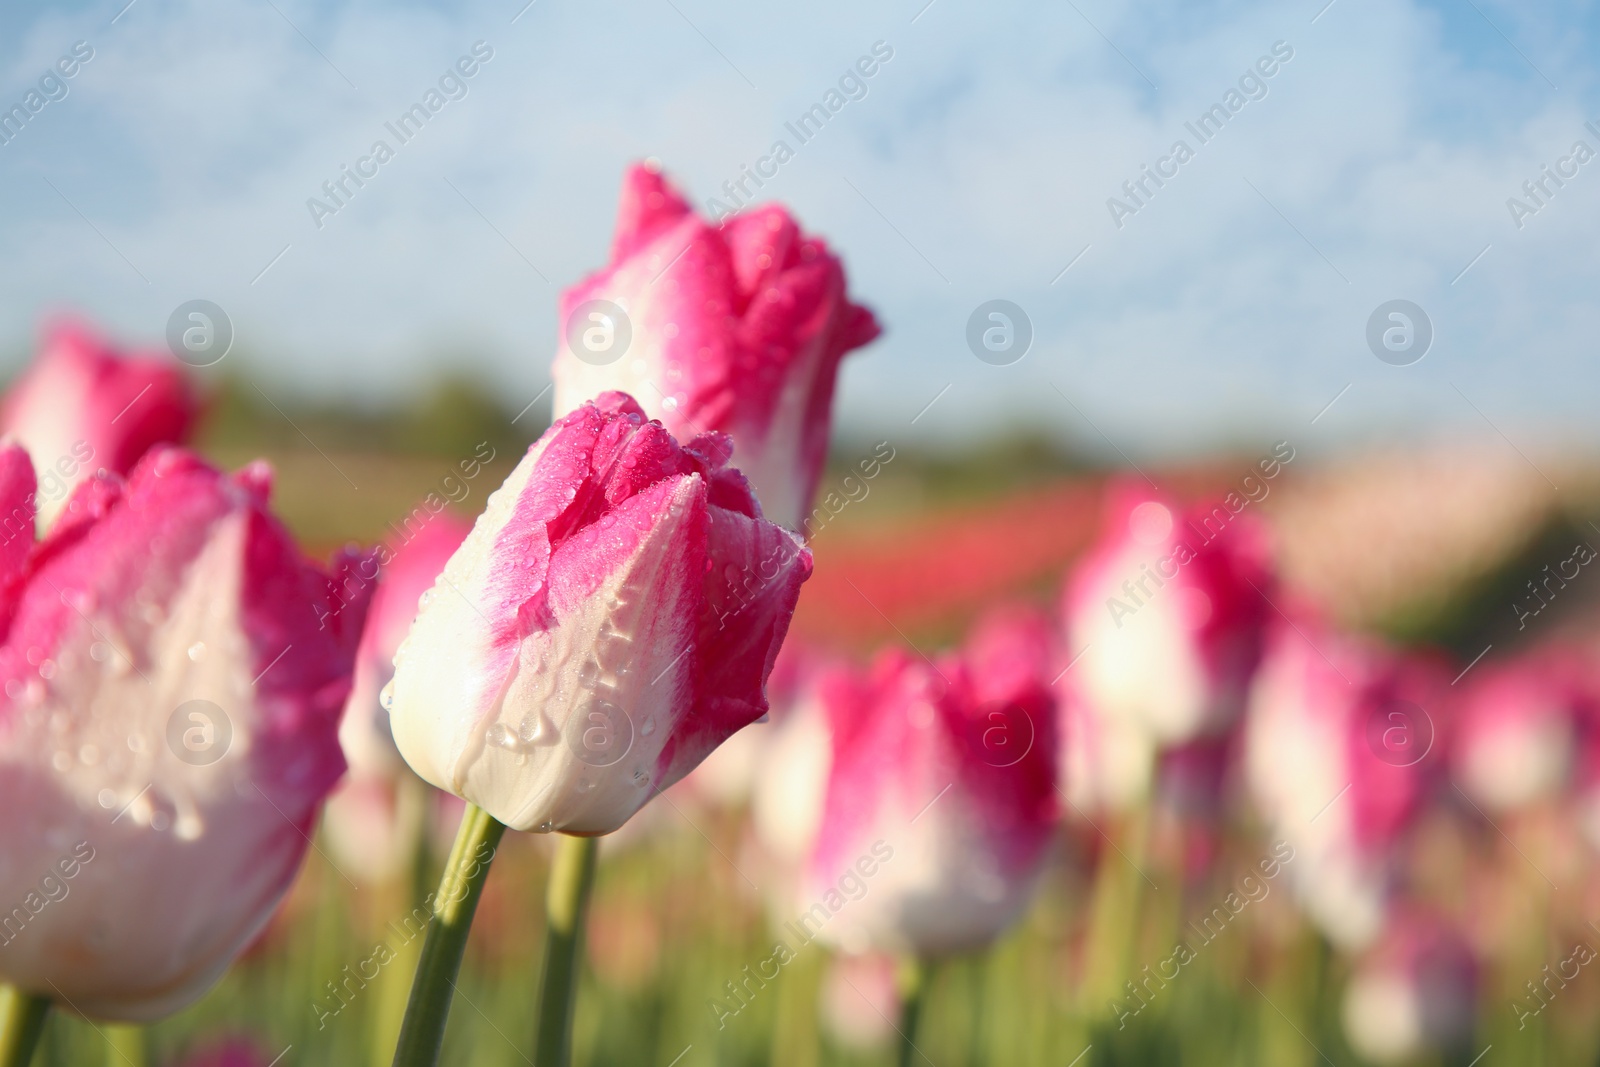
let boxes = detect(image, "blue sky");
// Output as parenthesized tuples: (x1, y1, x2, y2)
(0, 0, 1597, 461)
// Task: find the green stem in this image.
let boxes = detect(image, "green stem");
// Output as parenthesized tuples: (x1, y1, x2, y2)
(0, 986, 48, 1067)
(104, 1023, 145, 1067)
(390, 802, 506, 1067)
(533, 834, 600, 1067)
(895, 958, 937, 1067)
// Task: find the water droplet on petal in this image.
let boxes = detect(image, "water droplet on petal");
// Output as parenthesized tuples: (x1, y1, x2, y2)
(380, 681, 396, 711)
(187, 642, 205, 662)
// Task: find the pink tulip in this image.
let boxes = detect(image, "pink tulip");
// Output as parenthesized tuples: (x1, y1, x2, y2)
(801, 620, 1058, 958)
(0, 444, 372, 1020)
(325, 512, 471, 883)
(1244, 611, 1446, 948)
(551, 163, 880, 531)
(173, 1037, 273, 1067)
(964, 602, 1058, 707)
(1063, 480, 1271, 744)
(1452, 649, 1588, 813)
(0, 320, 198, 528)
(341, 513, 472, 781)
(819, 952, 899, 1050)
(1057, 679, 1157, 815)
(689, 637, 816, 806)
(385, 391, 811, 835)
(748, 647, 839, 917)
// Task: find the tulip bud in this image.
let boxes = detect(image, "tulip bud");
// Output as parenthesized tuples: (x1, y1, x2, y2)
(1244, 611, 1446, 949)
(1063, 481, 1271, 744)
(551, 163, 880, 531)
(689, 638, 815, 807)
(802, 625, 1058, 959)
(1452, 649, 1584, 812)
(385, 392, 811, 835)
(340, 513, 473, 782)
(325, 513, 472, 884)
(0, 320, 198, 529)
(0, 444, 372, 1020)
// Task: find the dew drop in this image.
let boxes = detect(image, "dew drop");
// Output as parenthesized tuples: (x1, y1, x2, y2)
(639, 718, 656, 738)
(536, 820, 554, 833)
(97, 788, 116, 809)
(379, 681, 396, 712)
(187, 642, 205, 662)
(520, 713, 554, 745)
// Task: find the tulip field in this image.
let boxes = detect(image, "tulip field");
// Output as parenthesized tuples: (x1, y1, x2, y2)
(14, 395, 1600, 1067)
(1, 151, 1598, 1067)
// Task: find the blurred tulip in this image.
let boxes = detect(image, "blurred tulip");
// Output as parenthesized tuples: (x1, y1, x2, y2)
(0, 320, 198, 529)
(688, 638, 814, 807)
(551, 163, 880, 530)
(325, 513, 470, 884)
(1063, 481, 1271, 744)
(747, 651, 841, 922)
(172, 1036, 273, 1067)
(803, 620, 1058, 959)
(964, 602, 1058, 705)
(1245, 612, 1447, 949)
(819, 952, 899, 1050)
(0, 444, 372, 1020)
(1452, 649, 1586, 813)
(1341, 912, 1476, 1063)
(341, 513, 472, 780)
(1058, 682, 1156, 815)
(385, 391, 811, 835)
